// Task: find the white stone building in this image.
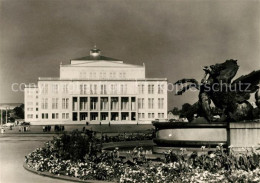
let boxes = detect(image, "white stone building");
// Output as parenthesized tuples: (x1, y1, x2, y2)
(24, 48, 167, 125)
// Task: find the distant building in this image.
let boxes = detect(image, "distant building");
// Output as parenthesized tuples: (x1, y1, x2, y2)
(167, 112, 179, 120)
(25, 48, 168, 125)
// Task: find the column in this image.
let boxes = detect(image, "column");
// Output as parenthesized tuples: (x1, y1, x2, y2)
(108, 97, 111, 121)
(98, 97, 100, 121)
(119, 97, 121, 121)
(78, 97, 80, 121)
(88, 96, 90, 121)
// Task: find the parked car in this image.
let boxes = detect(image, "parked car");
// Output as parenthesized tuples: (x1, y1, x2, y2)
(20, 122, 30, 126)
(3, 122, 15, 127)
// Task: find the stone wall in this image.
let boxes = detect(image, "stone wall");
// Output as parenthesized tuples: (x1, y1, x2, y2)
(229, 122, 260, 151)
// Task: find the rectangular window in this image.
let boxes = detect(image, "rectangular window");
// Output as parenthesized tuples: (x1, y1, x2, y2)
(80, 84, 83, 94)
(111, 84, 117, 94)
(101, 84, 107, 94)
(148, 84, 154, 94)
(158, 113, 165, 118)
(62, 113, 69, 119)
(158, 98, 164, 109)
(111, 97, 119, 110)
(148, 113, 155, 118)
(52, 113, 59, 119)
(80, 97, 88, 110)
(27, 102, 33, 105)
(124, 84, 127, 94)
(120, 84, 127, 94)
(100, 97, 108, 110)
(90, 84, 93, 94)
(52, 98, 58, 109)
(63, 84, 68, 94)
(121, 84, 124, 94)
(138, 84, 144, 94)
(62, 113, 65, 119)
(42, 113, 48, 119)
(62, 98, 69, 109)
(80, 84, 87, 94)
(41, 84, 48, 94)
(90, 97, 98, 110)
(27, 114, 33, 119)
(138, 98, 144, 109)
(52, 84, 58, 94)
(148, 98, 154, 109)
(100, 72, 106, 79)
(158, 84, 164, 94)
(138, 113, 145, 119)
(94, 84, 97, 94)
(41, 98, 48, 109)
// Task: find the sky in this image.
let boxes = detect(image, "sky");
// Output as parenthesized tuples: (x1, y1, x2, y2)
(0, 0, 260, 109)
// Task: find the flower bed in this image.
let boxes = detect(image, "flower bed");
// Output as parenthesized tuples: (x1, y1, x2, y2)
(25, 131, 260, 182)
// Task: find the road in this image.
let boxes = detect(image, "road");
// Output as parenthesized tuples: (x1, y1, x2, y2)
(0, 124, 154, 183)
(0, 134, 70, 183)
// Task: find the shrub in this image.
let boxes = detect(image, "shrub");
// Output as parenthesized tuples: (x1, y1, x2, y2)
(25, 132, 260, 182)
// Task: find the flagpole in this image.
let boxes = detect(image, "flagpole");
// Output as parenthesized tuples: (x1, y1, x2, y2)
(1, 109, 2, 126)
(6, 107, 7, 124)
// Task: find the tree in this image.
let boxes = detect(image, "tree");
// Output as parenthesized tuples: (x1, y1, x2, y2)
(170, 107, 180, 115)
(180, 103, 192, 117)
(13, 104, 24, 119)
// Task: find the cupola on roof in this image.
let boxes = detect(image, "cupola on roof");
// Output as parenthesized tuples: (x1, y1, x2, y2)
(73, 47, 120, 61)
(90, 46, 101, 57)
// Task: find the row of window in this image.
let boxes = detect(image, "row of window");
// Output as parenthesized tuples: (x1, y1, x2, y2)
(41, 98, 69, 109)
(40, 84, 69, 94)
(27, 112, 165, 120)
(138, 84, 164, 94)
(38, 83, 165, 95)
(80, 71, 127, 79)
(138, 113, 164, 119)
(80, 84, 127, 95)
(138, 98, 164, 109)
(38, 97, 164, 110)
(27, 113, 70, 119)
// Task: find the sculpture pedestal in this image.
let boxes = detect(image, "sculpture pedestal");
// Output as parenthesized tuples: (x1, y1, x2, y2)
(229, 121, 260, 152)
(153, 121, 260, 153)
(152, 122, 228, 154)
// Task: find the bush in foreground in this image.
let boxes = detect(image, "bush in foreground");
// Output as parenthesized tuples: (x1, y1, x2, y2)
(25, 131, 260, 182)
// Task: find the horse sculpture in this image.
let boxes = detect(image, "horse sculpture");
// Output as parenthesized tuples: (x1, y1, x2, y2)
(175, 59, 260, 122)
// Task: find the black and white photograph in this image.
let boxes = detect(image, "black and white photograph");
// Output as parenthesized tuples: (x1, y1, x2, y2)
(0, 0, 260, 182)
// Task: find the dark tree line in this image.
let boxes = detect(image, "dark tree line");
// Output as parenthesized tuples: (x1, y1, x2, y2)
(13, 104, 24, 119)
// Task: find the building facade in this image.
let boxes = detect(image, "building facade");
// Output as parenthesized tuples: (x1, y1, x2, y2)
(24, 48, 167, 124)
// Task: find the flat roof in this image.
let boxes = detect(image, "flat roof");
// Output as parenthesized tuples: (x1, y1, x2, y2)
(38, 77, 167, 81)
